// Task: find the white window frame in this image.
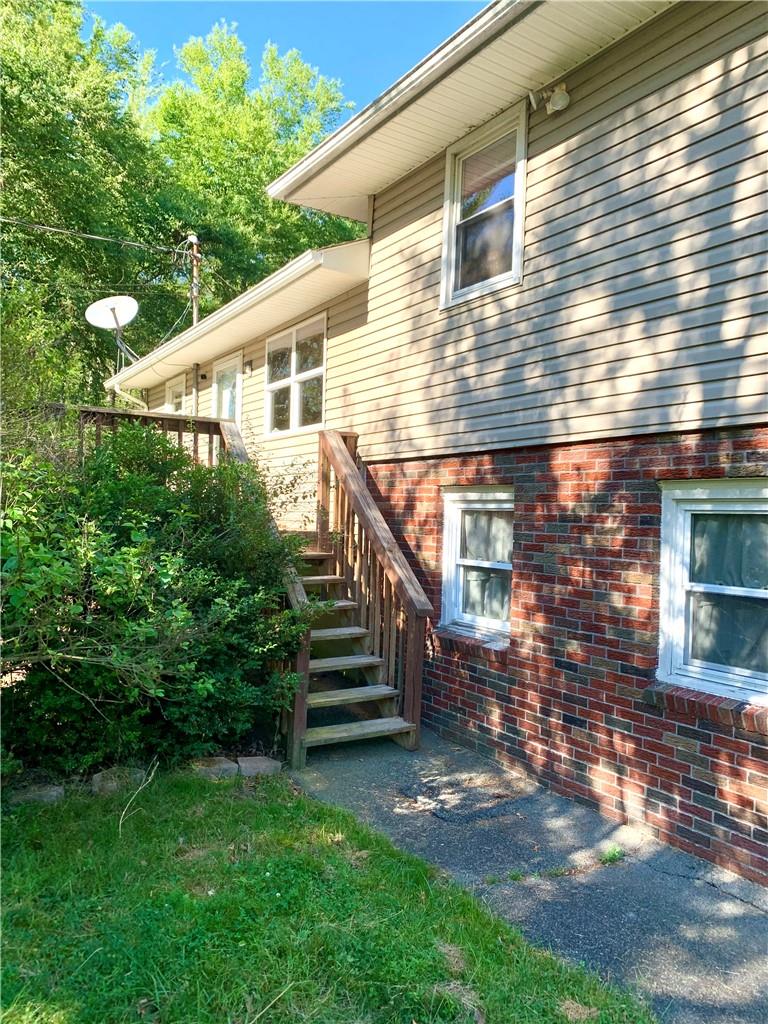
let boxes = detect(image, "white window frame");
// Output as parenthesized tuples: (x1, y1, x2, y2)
(164, 373, 187, 414)
(264, 313, 326, 437)
(658, 479, 768, 706)
(211, 352, 243, 424)
(441, 488, 515, 636)
(440, 103, 527, 309)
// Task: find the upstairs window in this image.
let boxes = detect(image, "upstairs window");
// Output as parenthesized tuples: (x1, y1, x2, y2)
(441, 490, 515, 635)
(659, 480, 768, 704)
(441, 104, 527, 307)
(265, 316, 325, 435)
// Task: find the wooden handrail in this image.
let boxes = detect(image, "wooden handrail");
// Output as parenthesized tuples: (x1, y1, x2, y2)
(319, 431, 432, 618)
(316, 430, 432, 747)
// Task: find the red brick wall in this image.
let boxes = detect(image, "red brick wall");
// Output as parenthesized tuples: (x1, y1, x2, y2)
(366, 427, 768, 884)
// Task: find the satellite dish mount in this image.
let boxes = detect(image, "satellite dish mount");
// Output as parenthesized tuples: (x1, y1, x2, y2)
(85, 295, 139, 373)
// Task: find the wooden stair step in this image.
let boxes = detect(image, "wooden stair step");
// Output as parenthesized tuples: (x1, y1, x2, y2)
(301, 575, 345, 585)
(309, 654, 384, 673)
(329, 599, 357, 611)
(311, 626, 370, 640)
(307, 685, 398, 708)
(302, 551, 334, 560)
(304, 717, 416, 748)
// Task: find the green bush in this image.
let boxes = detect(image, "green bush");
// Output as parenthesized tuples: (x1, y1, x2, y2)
(1, 423, 311, 775)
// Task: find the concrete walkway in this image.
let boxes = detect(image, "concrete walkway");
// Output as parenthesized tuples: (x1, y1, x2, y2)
(294, 729, 768, 1024)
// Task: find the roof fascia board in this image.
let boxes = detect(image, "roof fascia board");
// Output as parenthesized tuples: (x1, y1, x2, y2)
(267, 0, 540, 208)
(105, 249, 323, 390)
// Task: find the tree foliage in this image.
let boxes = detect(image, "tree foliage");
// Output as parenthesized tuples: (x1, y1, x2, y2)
(1, 1, 362, 413)
(1, 423, 311, 774)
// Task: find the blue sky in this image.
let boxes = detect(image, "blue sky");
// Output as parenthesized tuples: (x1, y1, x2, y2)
(87, 2, 487, 113)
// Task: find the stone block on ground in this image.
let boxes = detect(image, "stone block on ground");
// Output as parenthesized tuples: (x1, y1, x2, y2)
(191, 756, 239, 780)
(9, 784, 65, 806)
(91, 767, 146, 796)
(237, 756, 282, 777)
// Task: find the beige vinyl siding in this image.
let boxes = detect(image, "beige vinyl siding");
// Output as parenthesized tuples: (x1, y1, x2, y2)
(147, 0, 766, 491)
(147, 292, 369, 531)
(324, 0, 767, 461)
(147, 383, 166, 411)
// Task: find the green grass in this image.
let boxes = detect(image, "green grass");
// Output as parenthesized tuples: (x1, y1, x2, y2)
(2, 773, 653, 1024)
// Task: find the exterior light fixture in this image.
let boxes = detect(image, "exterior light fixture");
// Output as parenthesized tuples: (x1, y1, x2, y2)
(244, 359, 253, 375)
(544, 83, 570, 115)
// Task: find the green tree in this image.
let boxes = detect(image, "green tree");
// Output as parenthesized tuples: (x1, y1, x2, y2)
(146, 23, 363, 297)
(1, 4, 362, 415)
(1, 0, 187, 411)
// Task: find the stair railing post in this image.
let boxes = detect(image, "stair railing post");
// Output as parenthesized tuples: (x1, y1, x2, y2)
(287, 628, 311, 770)
(317, 435, 331, 551)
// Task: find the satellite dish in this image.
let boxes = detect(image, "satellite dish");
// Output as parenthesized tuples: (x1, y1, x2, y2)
(85, 295, 138, 331)
(85, 295, 140, 374)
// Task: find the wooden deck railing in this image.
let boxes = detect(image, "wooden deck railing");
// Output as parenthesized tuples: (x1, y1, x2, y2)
(316, 430, 433, 740)
(77, 406, 312, 762)
(77, 405, 244, 466)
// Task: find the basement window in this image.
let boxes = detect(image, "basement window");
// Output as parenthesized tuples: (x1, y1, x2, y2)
(658, 480, 768, 704)
(441, 489, 514, 636)
(265, 316, 325, 435)
(440, 103, 527, 308)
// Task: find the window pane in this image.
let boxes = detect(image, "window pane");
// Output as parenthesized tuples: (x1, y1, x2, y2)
(461, 567, 510, 622)
(461, 509, 513, 563)
(457, 201, 514, 290)
(170, 388, 184, 413)
(296, 333, 324, 374)
(216, 368, 237, 419)
(691, 513, 768, 590)
(267, 341, 291, 383)
(296, 321, 325, 373)
(270, 386, 290, 432)
(461, 132, 516, 220)
(299, 375, 323, 427)
(689, 592, 768, 675)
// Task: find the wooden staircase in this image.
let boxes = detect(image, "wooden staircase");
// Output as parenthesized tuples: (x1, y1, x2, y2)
(285, 430, 433, 768)
(77, 408, 433, 770)
(297, 548, 417, 756)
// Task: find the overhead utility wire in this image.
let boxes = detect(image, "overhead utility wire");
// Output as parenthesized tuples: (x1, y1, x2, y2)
(0, 217, 177, 254)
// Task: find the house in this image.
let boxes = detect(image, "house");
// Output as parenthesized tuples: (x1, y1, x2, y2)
(106, 0, 768, 884)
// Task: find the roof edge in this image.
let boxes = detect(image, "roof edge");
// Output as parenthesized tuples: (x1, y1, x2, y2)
(266, 0, 538, 210)
(105, 246, 341, 391)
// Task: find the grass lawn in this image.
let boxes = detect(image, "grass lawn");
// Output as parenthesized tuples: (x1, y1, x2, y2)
(2, 772, 654, 1024)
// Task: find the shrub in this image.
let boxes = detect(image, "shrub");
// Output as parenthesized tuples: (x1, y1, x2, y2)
(1, 423, 311, 774)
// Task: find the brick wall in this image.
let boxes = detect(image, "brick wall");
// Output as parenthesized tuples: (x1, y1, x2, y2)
(366, 427, 768, 884)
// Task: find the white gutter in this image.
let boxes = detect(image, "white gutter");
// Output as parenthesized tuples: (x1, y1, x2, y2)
(105, 249, 323, 391)
(267, 0, 537, 207)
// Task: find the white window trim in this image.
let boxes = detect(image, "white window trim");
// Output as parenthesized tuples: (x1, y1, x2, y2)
(441, 488, 515, 637)
(440, 103, 527, 310)
(658, 478, 768, 706)
(264, 313, 326, 438)
(211, 352, 243, 424)
(164, 373, 187, 414)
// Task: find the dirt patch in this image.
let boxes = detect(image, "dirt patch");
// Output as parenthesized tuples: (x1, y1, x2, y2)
(435, 981, 485, 1023)
(559, 999, 599, 1021)
(438, 941, 467, 974)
